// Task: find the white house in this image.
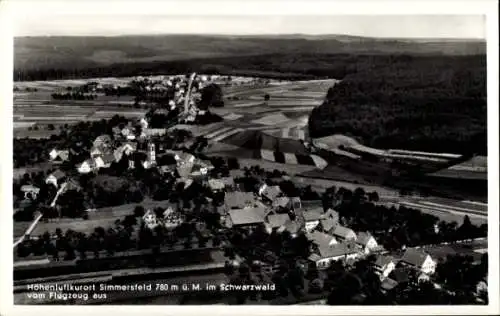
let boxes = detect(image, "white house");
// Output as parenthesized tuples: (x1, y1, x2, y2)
(373, 255, 397, 280)
(400, 248, 437, 275)
(77, 159, 96, 174)
(308, 241, 360, 270)
(20, 185, 40, 200)
(95, 153, 115, 169)
(163, 207, 184, 229)
(49, 149, 69, 162)
(142, 210, 159, 229)
(356, 232, 379, 254)
(45, 170, 66, 188)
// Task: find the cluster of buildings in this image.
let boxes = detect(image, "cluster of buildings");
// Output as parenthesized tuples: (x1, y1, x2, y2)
(142, 206, 185, 230)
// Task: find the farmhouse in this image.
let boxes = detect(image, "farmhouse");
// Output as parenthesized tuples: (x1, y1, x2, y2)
(399, 248, 437, 275)
(356, 232, 379, 254)
(225, 206, 269, 230)
(45, 170, 66, 188)
(308, 241, 360, 269)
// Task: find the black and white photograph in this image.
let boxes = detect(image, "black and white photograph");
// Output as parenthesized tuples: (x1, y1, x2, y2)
(1, 0, 498, 314)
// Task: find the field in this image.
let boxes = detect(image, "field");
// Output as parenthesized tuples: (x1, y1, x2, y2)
(13, 85, 147, 138)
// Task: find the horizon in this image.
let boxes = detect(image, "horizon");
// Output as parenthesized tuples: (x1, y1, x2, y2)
(13, 15, 486, 39)
(14, 33, 486, 41)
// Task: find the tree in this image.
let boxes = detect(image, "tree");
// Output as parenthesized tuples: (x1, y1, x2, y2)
(264, 94, 270, 101)
(199, 83, 224, 109)
(133, 205, 145, 217)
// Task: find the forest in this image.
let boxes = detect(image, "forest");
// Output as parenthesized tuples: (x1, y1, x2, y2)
(308, 54, 486, 154)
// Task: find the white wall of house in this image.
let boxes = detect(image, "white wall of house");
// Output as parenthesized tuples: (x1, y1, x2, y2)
(305, 220, 320, 232)
(362, 237, 378, 254)
(421, 256, 437, 275)
(315, 253, 360, 269)
(77, 162, 93, 174)
(380, 262, 396, 279)
(45, 176, 58, 188)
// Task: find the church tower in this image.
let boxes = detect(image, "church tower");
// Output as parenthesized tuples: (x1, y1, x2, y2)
(148, 142, 156, 164)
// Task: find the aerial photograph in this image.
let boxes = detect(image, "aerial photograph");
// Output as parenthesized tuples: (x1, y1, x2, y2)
(9, 12, 492, 307)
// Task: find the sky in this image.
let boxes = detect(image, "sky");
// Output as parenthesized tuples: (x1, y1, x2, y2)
(14, 15, 486, 39)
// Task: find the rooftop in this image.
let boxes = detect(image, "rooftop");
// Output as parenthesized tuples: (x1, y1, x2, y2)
(225, 191, 257, 209)
(228, 207, 267, 226)
(401, 248, 432, 267)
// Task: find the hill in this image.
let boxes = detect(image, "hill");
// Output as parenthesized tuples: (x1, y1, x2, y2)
(14, 34, 486, 80)
(308, 54, 487, 155)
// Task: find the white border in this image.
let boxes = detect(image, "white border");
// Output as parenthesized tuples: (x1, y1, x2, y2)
(1, 0, 498, 315)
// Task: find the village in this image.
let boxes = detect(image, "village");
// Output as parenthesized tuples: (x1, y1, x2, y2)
(13, 73, 488, 305)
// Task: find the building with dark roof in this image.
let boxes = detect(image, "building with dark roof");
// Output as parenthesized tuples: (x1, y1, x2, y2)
(400, 248, 437, 275)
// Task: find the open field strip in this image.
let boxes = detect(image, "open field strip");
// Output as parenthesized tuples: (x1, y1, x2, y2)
(13, 122, 36, 128)
(420, 201, 487, 215)
(211, 128, 244, 142)
(232, 101, 264, 108)
(399, 201, 486, 219)
(204, 127, 234, 139)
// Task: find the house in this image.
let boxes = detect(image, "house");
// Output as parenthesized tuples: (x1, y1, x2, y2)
(301, 207, 324, 232)
(93, 134, 112, 149)
(373, 255, 397, 279)
(308, 241, 360, 269)
(400, 248, 437, 275)
(224, 191, 257, 211)
(121, 126, 135, 138)
(208, 179, 226, 192)
(77, 159, 97, 174)
(332, 225, 357, 241)
(281, 218, 304, 237)
(258, 184, 282, 203)
(265, 213, 290, 233)
(388, 268, 410, 286)
(273, 196, 290, 209)
(142, 209, 159, 229)
(163, 207, 184, 229)
(20, 185, 40, 200)
(225, 206, 268, 229)
(143, 128, 168, 137)
(220, 177, 235, 191)
(95, 153, 115, 169)
(49, 149, 69, 162)
(114, 143, 137, 162)
(45, 170, 66, 188)
(62, 178, 82, 192)
(356, 232, 379, 254)
(308, 231, 338, 247)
